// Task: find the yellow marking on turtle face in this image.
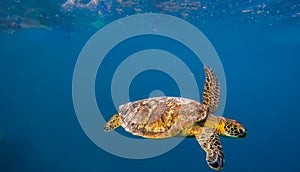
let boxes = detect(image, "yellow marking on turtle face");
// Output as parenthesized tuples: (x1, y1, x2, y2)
(216, 118, 247, 138)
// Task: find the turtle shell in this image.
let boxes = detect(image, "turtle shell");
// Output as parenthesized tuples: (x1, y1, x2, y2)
(118, 96, 207, 138)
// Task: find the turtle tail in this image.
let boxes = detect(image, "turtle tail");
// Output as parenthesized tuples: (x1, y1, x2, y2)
(104, 114, 120, 132)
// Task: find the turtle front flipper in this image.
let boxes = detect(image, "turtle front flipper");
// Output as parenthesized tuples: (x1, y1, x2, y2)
(195, 126, 224, 170)
(104, 114, 121, 132)
(203, 66, 220, 114)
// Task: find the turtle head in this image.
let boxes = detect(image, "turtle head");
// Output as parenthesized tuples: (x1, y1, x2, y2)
(216, 118, 247, 138)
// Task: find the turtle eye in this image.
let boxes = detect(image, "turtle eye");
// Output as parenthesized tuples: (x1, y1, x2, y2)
(238, 129, 247, 138)
(238, 129, 244, 134)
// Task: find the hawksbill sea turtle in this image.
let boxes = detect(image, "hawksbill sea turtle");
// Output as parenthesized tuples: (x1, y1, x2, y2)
(104, 66, 247, 170)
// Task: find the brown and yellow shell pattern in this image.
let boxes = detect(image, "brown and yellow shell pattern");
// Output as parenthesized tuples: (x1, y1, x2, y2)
(118, 96, 207, 138)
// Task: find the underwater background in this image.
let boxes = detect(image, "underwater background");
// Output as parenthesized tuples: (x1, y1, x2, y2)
(1, 0, 300, 172)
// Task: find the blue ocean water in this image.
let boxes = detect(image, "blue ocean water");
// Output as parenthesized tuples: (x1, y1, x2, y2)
(1, 0, 300, 172)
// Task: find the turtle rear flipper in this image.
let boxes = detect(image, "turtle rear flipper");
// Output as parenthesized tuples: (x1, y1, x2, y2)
(195, 127, 224, 170)
(104, 114, 121, 132)
(203, 66, 220, 114)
